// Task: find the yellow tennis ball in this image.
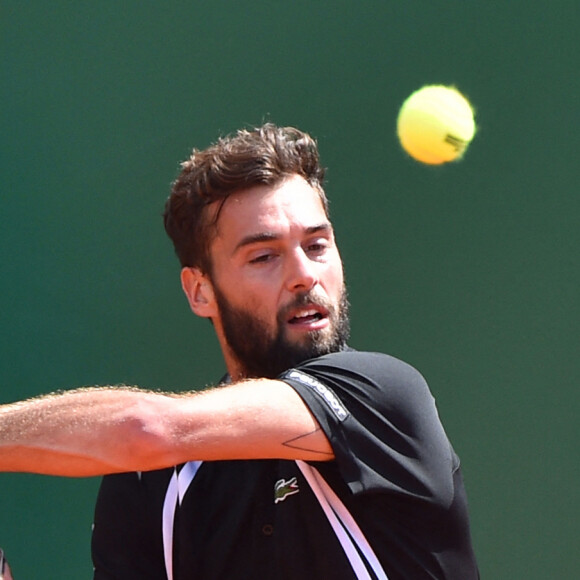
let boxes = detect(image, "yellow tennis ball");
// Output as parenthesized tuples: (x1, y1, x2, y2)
(397, 85, 476, 165)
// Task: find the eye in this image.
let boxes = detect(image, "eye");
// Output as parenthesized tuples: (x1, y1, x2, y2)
(306, 239, 330, 255)
(249, 252, 277, 264)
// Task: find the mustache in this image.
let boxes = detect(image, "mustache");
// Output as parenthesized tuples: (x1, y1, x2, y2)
(277, 291, 334, 323)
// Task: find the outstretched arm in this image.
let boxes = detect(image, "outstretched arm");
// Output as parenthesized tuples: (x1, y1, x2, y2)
(0, 380, 333, 477)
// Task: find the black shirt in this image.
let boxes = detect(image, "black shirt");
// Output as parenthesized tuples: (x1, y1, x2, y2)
(92, 351, 479, 579)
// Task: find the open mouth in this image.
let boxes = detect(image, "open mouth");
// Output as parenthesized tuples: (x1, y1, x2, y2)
(289, 310, 324, 324)
(287, 306, 329, 327)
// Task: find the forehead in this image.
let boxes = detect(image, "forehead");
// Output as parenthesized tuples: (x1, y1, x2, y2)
(214, 176, 330, 245)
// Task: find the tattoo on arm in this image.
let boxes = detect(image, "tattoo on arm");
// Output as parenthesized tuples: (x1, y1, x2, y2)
(282, 427, 333, 456)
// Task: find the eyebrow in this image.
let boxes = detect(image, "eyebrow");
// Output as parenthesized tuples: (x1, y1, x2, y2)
(233, 223, 333, 254)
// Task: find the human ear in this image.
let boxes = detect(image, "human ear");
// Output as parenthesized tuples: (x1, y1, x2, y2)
(180, 268, 217, 318)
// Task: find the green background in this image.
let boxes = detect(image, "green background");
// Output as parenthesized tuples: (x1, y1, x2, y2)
(2, 2, 578, 577)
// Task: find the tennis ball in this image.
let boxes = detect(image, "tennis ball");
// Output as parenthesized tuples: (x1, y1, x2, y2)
(397, 85, 476, 165)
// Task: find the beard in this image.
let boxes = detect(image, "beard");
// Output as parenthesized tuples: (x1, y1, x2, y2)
(213, 284, 350, 379)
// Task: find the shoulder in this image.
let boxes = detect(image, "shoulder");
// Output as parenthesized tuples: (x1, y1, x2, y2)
(291, 349, 428, 393)
(281, 349, 434, 419)
(281, 350, 455, 500)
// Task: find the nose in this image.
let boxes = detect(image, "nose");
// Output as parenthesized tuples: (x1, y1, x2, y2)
(285, 248, 318, 293)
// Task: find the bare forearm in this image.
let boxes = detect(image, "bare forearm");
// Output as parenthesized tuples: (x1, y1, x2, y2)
(0, 387, 173, 476)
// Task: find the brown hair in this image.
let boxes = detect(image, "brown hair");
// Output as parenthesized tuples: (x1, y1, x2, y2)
(163, 123, 328, 272)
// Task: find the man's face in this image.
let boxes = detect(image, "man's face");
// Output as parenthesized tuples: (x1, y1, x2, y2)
(206, 175, 349, 379)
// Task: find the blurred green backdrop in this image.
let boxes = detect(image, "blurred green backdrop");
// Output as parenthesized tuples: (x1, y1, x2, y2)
(2, 2, 578, 578)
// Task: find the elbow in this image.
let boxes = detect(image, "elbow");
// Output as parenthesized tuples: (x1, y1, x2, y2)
(117, 399, 177, 471)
